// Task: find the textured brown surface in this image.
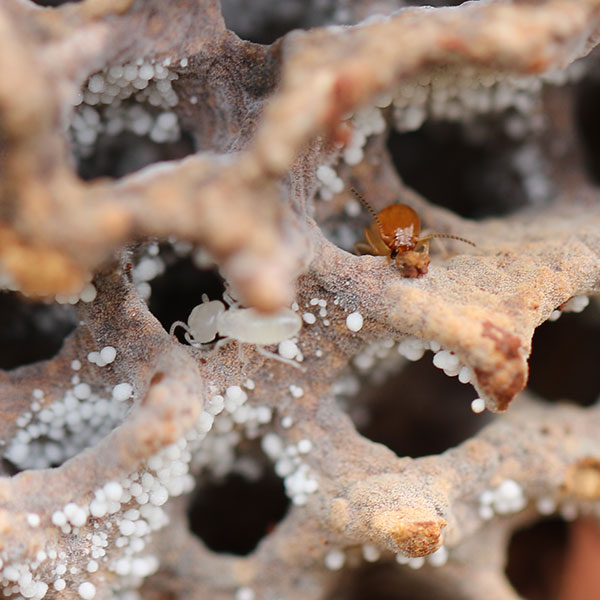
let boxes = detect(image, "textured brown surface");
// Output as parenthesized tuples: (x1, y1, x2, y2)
(0, 0, 599, 599)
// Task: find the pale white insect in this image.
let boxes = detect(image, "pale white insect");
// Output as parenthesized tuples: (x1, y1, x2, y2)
(170, 294, 303, 369)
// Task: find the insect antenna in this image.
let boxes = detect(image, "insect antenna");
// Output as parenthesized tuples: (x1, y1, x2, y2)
(350, 187, 384, 233)
(418, 233, 476, 247)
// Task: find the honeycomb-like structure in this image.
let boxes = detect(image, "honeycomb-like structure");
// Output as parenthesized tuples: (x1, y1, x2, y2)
(1, 0, 600, 599)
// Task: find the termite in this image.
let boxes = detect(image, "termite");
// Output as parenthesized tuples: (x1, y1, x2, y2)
(351, 188, 475, 277)
(169, 293, 304, 370)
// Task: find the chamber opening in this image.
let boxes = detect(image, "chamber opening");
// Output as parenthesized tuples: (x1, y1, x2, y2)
(76, 127, 195, 181)
(574, 71, 600, 184)
(187, 466, 290, 555)
(505, 517, 569, 600)
(28, 0, 82, 5)
(528, 301, 600, 406)
(0, 292, 76, 370)
(221, 0, 335, 44)
(327, 561, 462, 600)
(387, 122, 530, 220)
(354, 356, 492, 458)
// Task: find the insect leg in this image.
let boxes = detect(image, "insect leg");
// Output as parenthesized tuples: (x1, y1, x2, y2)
(169, 320, 190, 336)
(255, 346, 306, 372)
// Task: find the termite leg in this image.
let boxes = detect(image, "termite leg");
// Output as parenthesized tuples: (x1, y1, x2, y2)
(169, 320, 190, 337)
(256, 346, 306, 372)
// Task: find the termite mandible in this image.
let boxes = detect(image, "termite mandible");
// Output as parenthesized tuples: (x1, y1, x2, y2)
(352, 188, 475, 278)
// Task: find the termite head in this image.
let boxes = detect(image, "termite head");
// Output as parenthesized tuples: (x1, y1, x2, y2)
(376, 203, 421, 256)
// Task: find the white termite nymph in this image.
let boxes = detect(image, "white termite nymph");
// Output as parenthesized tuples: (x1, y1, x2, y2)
(170, 294, 303, 369)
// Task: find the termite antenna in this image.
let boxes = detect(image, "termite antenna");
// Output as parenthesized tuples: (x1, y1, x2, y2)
(350, 187, 385, 235)
(350, 188, 378, 219)
(418, 233, 477, 247)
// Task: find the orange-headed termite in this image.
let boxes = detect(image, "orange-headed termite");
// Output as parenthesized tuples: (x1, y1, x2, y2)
(351, 188, 475, 277)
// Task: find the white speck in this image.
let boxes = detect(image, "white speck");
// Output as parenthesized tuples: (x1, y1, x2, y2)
(427, 545, 448, 567)
(255, 405, 272, 424)
(53, 579, 66, 591)
(80, 283, 97, 303)
(498, 479, 522, 500)
(206, 395, 225, 416)
(345, 198, 361, 217)
(112, 382, 133, 402)
(104, 481, 123, 501)
(89, 498, 107, 518)
(139, 63, 155, 80)
(100, 346, 117, 364)
(362, 544, 381, 562)
(225, 386, 248, 412)
(123, 64, 138, 81)
(325, 549, 346, 570)
(278, 340, 299, 360)
(51, 511, 67, 527)
(563, 295, 589, 313)
(408, 556, 425, 569)
(262, 433, 284, 459)
(196, 411, 214, 434)
(78, 581, 96, 599)
(73, 382, 91, 400)
(302, 312, 316, 324)
(432, 350, 460, 372)
(471, 398, 485, 413)
(398, 338, 425, 361)
(150, 487, 169, 506)
(281, 416, 293, 429)
(289, 385, 304, 398)
(26, 513, 40, 527)
(346, 311, 363, 332)
(71, 360, 82, 371)
(3, 566, 19, 580)
(429, 340, 441, 352)
(180, 57, 189, 68)
(490, 479, 527, 514)
(297, 439, 312, 454)
(244, 379, 255, 390)
(536, 496, 556, 515)
(119, 519, 135, 536)
(479, 489, 494, 506)
(458, 366, 472, 384)
(478, 504, 494, 520)
(560, 503, 578, 521)
(64, 502, 87, 527)
(235, 587, 255, 600)
(86, 560, 98, 573)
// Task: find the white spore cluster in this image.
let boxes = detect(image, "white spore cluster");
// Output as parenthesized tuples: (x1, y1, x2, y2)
(261, 432, 319, 506)
(3, 362, 131, 470)
(70, 58, 182, 157)
(478, 478, 527, 520)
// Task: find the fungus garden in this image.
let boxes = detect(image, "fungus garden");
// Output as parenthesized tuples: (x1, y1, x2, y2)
(0, 0, 599, 599)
